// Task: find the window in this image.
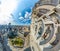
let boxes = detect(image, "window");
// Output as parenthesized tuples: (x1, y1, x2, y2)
(37, 20, 44, 39)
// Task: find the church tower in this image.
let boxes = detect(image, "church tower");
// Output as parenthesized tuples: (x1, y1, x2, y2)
(30, 0, 60, 51)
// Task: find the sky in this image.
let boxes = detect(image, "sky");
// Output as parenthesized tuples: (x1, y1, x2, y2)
(0, 0, 38, 25)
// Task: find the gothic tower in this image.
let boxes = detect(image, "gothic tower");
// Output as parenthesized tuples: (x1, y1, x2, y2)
(30, 0, 60, 51)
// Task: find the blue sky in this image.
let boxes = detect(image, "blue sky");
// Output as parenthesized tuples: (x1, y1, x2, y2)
(0, 0, 38, 25)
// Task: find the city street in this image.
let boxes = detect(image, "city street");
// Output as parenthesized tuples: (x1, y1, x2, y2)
(0, 33, 12, 51)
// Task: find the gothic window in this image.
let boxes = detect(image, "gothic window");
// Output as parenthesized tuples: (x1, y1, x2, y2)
(38, 26, 43, 35)
(35, 25, 37, 31)
(37, 20, 44, 39)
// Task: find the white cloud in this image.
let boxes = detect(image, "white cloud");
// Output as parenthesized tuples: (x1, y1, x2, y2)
(25, 11, 31, 19)
(19, 12, 21, 16)
(29, 16, 31, 19)
(0, 14, 14, 24)
(0, 0, 18, 25)
(19, 16, 24, 20)
(19, 11, 31, 23)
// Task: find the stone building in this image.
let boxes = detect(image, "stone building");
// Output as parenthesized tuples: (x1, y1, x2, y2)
(7, 25, 30, 37)
(30, 0, 60, 51)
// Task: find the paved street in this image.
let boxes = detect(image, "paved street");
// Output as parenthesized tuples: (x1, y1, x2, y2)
(0, 33, 12, 51)
(3, 34, 12, 51)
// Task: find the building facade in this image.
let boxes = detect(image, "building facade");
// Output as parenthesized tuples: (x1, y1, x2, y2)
(30, 0, 60, 51)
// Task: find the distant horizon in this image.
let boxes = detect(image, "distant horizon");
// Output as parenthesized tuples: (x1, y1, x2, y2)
(0, 24, 30, 26)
